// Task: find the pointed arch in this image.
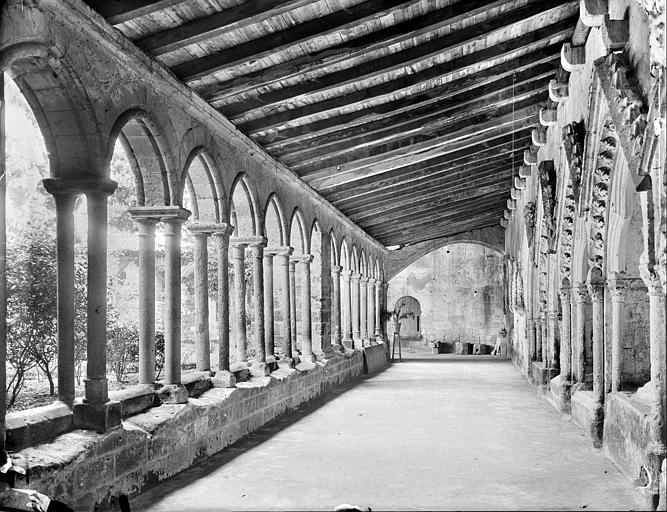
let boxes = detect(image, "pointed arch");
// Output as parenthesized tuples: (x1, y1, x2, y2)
(329, 229, 339, 267)
(351, 245, 360, 273)
(229, 173, 259, 237)
(179, 147, 225, 222)
(360, 250, 368, 276)
(340, 237, 350, 270)
(264, 193, 287, 246)
(289, 208, 308, 254)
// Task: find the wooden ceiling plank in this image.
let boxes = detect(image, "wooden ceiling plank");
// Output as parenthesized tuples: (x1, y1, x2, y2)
(272, 69, 552, 159)
(255, 48, 560, 147)
(305, 107, 538, 189)
(368, 205, 506, 242)
(220, 0, 572, 118)
(171, 0, 417, 82)
(84, 0, 189, 24)
(362, 190, 510, 233)
(344, 163, 519, 218)
(136, 0, 317, 56)
(234, 18, 575, 133)
(324, 131, 532, 202)
(386, 217, 501, 246)
(350, 176, 514, 226)
(287, 91, 545, 172)
(202, 0, 522, 103)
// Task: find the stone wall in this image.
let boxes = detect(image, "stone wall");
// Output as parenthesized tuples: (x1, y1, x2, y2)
(9, 351, 368, 511)
(387, 243, 504, 345)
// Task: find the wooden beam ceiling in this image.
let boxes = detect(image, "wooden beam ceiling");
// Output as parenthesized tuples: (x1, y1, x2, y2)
(85, 0, 580, 248)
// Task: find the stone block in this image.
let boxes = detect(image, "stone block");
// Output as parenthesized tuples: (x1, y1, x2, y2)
(5, 402, 73, 451)
(155, 384, 188, 404)
(571, 390, 596, 440)
(361, 344, 387, 374)
(73, 399, 122, 433)
(182, 372, 212, 397)
(110, 384, 156, 418)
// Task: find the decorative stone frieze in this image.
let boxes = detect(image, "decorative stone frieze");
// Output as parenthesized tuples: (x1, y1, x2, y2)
(524, 202, 536, 252)
(538, 161, 557, 250)
(562, 121, 586, 204)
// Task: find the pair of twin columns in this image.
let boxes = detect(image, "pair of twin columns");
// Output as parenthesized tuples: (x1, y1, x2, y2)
(331, 265, 383, 349)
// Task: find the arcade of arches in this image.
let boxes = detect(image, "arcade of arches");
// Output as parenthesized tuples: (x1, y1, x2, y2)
(0, 0, 665, 510)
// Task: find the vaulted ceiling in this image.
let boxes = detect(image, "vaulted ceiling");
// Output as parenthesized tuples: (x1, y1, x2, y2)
(85, 0, 582, 248)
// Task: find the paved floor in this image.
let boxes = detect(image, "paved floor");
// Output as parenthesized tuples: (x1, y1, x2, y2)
(132, 355, 645, 511)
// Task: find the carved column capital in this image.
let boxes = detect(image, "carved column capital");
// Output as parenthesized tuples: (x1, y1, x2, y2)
(607, 271, 629, 302)
(640, 264, 666, 296)
(586, 280, 605, 303)
(572, 283, 590, 304)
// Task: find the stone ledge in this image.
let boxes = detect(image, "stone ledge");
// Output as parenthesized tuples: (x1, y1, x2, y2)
(110, 385, 156, 419)
(9, 351, 365, 511)
(5, 402, 73, 451)
(571, 390, 596, 440)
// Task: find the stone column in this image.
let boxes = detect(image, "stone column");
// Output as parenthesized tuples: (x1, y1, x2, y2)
(640, 267, 666, 486)
(331, 265, 343, 351)
(130, 213, 159, 385)
(607, 272, 628, 392)
(42, 182, 78, 405)
(368, 278, 376, 341)
(382, 282, 389, 340)
(548, 311, 559, 370)
(160, 209, 190, 403)
(587, 269, 605, 447)
(351, 272, 361, 346)
(541, 313, 549, 366)
(374, 280, 382, 338)
(230, 241, 248, 366)
(289, 257, 297, 353)
(341, 269, 353, 347)
(248, 238, 268, 376)
(263, 250, 275, 360)
(275, 247, 294, 366)
(559, 283, 573, 411)
(572, 283, 589, 386)
(213, 224, 235, 387)
(533, 316, 542, 361)
(360, 275, 368, 343)
(189, 224, 216, 374)
(299, 255, 315, 362)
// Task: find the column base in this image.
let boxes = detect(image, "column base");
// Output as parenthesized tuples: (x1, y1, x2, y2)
(249, 361, 270, 377)
(211, 370, 236, 388)
(277, 356, 296, 369)
(591, 402, 604, 448)
(230, 362, 251, 382)
(73, 399, 121, 433)
(156, 384, 188, 404)
(560, 379, 572, 414)
(299, 352, 316, 363)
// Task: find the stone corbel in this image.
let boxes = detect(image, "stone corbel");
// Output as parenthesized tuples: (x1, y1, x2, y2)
(580, 0, 608, 27)
(601, 15, 629, 52)
(503, 210, 512, 220)
(539, 107, 558, 127)
(549, 79, 570, 102)
(524, 147, 538, 165)
(519, 165, 532, 179)
(532, 127, 547, 146)
(500, 218, 508, 228)
(561, 43, 586, 72)
(514, 176, 527, 190)
(511, 188, 521, 201)
(507, 199, 517, 210)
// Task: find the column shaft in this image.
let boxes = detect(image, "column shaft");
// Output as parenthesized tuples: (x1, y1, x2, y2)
(541, 315, 548, 366)
(85, 192, 110, 403)
(263, 252, 275, 358)
(360, 276, 368, 342)
(341, 270, 353, 345)
(163, 217, 187, 384)
(607, 274, 628, 392)
(374, 281, 382, 337)
(587, 277, 605, 446)
(299, 257, 313, 361)
(136, 218, 158, 384)
(231, 243, 248, 364)
(275, 250, 293, 360)
(192, 232, 211, 372)
(289, 259, 297, 352)
(368, 279, 376, 340)
(214, 228, 232, 372)
(331, 266, 342, 349)
(573, 283, 588, 385)
(351, 273, 361, 345)
(559, 288, 572, 381)
(249, 243, 266, 365)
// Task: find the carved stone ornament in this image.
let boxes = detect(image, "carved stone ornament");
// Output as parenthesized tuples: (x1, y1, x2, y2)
(562, 121, 586, 203)
(524, 201, 537, 251)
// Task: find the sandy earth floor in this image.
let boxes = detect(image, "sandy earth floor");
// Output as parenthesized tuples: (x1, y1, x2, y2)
(131, 354, 645, 511)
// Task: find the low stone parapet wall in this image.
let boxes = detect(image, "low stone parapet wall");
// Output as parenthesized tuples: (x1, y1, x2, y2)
(9, 351, 366, 511)
(361, 342, 388, 374)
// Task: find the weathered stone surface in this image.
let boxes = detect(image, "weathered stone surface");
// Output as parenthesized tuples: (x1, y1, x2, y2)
(361, 343, 387, 374)
(109, 385, 156, 419)
(5, 402, 73, 451)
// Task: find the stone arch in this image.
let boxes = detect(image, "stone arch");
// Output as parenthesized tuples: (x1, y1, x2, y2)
(394, 296, 422, 337)
(289, 208, 308, 254)
(179, 147, 225, 222)
(310, 220, 323, 351)
(107, 109, 173, 206)
(340, 237, 350, 270)
(1, 41, 102, 178)
(329, 229, 339, 267)
(229, 173, 259, 237)
(360, 250, 368, 277)
(351, 245, 359, 273)
(264, 193, 287, 247)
